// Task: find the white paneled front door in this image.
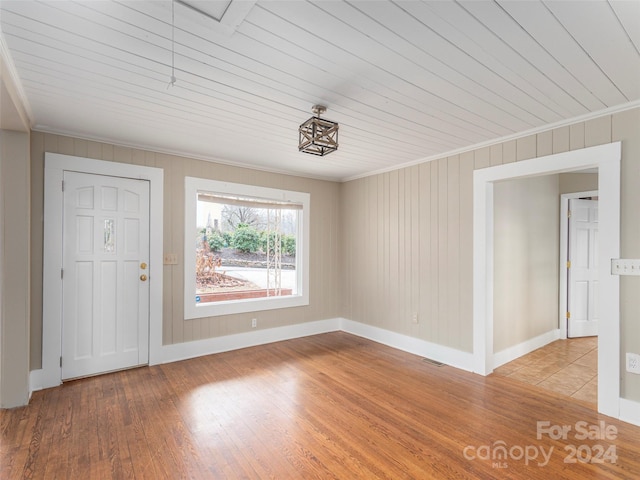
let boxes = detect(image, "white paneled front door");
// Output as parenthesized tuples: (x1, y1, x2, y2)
(62, 172, 150, 379)
(568, 198, 599, 338)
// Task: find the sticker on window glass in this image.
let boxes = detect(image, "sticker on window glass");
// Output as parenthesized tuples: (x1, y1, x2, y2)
(104, 219, 115, 253)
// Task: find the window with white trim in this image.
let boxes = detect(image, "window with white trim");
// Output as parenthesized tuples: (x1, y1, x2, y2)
(184, 177, 310, 319)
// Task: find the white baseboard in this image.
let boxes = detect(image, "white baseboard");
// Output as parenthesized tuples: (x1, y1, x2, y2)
(340, 319, 475, 372)
(619, 398, 640, 427)
(492, 329, 561, 370)
(156, 318, 341, 365)
(29, 369, 46, 393)
(28, 319, 640, 430)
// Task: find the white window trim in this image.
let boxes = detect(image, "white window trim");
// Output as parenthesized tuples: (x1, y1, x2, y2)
(184, 177, 310, 319)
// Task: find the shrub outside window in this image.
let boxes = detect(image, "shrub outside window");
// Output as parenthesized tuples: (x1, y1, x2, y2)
(184, 177, 310, 319)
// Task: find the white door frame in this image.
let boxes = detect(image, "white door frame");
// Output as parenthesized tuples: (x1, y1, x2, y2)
(559, 191, 598, 340)
(473, 142, 621, 418)
(39, 153, 163, 389)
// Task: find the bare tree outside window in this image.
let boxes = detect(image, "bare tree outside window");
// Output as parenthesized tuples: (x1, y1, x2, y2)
(221, 205, 263, 231)
(185, 177, 310, 319)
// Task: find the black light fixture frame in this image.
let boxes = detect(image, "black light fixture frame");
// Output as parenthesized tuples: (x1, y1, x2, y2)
(298, 105, 339, 156)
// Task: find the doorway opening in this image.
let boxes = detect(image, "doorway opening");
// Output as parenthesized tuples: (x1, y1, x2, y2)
(473, 142, 621, 418)
(491, 176, 599, 403)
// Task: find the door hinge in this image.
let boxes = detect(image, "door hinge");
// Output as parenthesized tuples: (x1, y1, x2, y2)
(567, 209, 571, 218)
(61, 268, 64, 279)
(60, 356, 62, 367)
(566, 311, 571, 319)
(566, 260, 571, 269)
(62, 180, 65, 192)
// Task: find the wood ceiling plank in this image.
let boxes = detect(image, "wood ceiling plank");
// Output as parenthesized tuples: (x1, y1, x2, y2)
(453, 0, 596, 116)
(499, 0, 626, 107)
(398, 0, 585, 120)
(327, 0, 553, 126)
(609, 0, 640, 55)
(544, 0, 640, 101)
(251, 3, 503, 135)
(262, 0, 528, 133)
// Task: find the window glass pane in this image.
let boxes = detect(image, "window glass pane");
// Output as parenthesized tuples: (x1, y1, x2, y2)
(104, 219, 115, 253)
(195, 193, 299, 304)
(184, 177, 309, 319)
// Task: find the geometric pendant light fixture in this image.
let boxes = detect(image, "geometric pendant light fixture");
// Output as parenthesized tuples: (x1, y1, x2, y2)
(298, 105, 339, 156)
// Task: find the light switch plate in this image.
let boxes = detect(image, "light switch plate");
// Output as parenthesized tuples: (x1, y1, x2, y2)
(611, 259, 640, 276)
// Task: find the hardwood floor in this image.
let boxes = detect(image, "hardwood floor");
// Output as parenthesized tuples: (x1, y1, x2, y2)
(493, 337, 598, 404)
(2, 332, 639, 479)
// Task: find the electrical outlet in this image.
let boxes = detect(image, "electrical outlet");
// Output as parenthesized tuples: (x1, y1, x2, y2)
(626, 353, 640, 374)
(411, 313, 419, 324)
(163, 253, 178, 265)
(251, 318, 257, 328)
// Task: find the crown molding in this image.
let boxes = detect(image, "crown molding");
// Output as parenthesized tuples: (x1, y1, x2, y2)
(341, 101, 640, 183)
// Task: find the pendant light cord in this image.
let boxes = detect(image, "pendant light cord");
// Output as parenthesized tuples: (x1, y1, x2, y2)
(167, 0, 176, 89)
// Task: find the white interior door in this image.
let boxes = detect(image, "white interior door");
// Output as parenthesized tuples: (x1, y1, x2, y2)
(62, 172, 150, 379)
(567, 198, 599, 338)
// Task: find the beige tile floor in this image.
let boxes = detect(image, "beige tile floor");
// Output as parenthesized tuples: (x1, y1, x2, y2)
(492, 337, 597, 404)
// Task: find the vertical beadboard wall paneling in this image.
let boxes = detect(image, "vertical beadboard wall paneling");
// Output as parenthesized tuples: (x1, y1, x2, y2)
(537, 130, 553, 157)
(502, 140, 516, 164)
(157, 154, 173, 345)
(390, 171, 400, 330)
(552, 126, 570, 154)
(87, 139, 102, 160)
(570, 123, 586, 150)
(516, 135, 537, 161)
(409, 165, 420, 337)
(402, 169, 410, 332)
(382, 173, 390, 329)
(368, 175, 379, 329)
(429, 160, 440, 342)
(0, 130, 31, 408)
(446, 156, 460, 349)
(342, 182, 352, 318)
(613, 108, 640, 401)
(417, 162, 430, 339)
(459, 152, 474, 352)
(436, 158, 448, 344)
(29, 132, 45, 370)
(474, 147, 491, 170)
(172, 155, 186, 343)
(340, 109, 639, 373)
(585, 115, 612, 147)
(490, 144, 503, 166)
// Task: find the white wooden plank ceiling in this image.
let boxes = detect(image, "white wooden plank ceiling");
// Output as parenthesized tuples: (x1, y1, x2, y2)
(1, 0, 638, 181)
